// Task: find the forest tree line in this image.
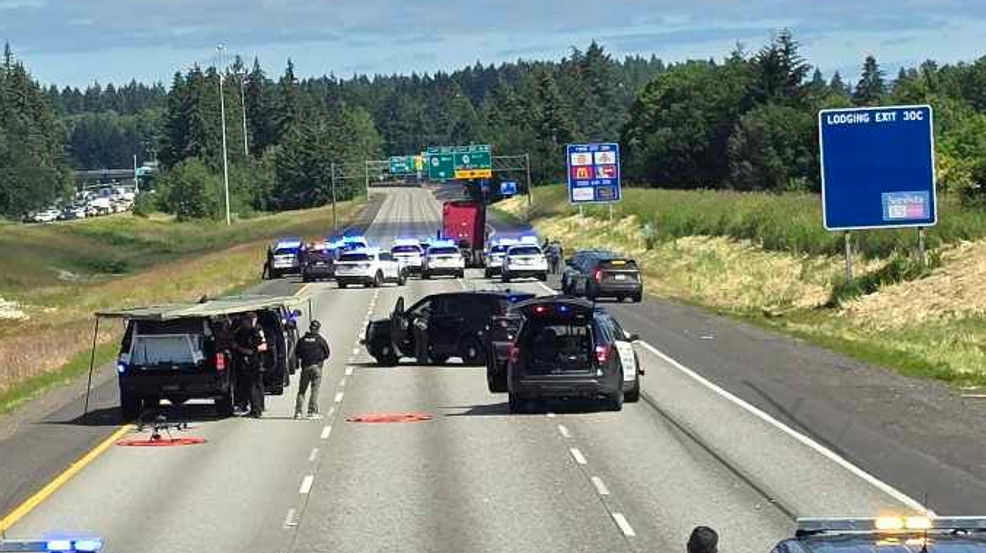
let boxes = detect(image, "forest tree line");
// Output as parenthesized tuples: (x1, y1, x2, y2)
(3, 31, 986, 219)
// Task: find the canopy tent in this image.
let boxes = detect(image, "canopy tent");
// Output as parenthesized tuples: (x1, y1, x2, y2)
(96, 294, 306, 321)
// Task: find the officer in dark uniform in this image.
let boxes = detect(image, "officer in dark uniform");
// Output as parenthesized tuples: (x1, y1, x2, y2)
(294, 320, 331, 420)
(233, 312, 267, 418)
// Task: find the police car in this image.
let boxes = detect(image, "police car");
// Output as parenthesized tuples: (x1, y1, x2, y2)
(422, 239, 465, 279)
(501, 236, 548, 282)
(340, 235, 369, 251)
(391, 238, 425, 274)
(774, 516, 986, 553)
(334, 247, 407, 288)
(266, 237, 304, 279)
(0, 537, 104, 552)
(505, 296, 641, 412)
(483, 237, 517, 278)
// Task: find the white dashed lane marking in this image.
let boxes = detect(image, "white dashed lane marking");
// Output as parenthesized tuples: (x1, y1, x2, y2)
(334, 392, 345, 403)
(299, 475, 314, 494)
(320, 425, 332, 439)
(557, 425, 571, 439)
(308, 447, 319, 462)
(612, 513, 636, 537)
(345, 366, 354, 376)
(339, 377, 346, 388)
(569, 448, 587, 465)
(591, 476, 610, 496)
(283, 508, 298, 528)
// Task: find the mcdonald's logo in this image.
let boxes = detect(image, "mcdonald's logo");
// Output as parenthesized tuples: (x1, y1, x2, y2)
(571, 165, 594, 180)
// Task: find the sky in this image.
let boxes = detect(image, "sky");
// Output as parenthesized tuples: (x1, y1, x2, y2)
(1, 0, 985, 88)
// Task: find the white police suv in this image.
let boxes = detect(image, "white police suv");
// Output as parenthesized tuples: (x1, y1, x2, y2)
(334, 248, 407, 288)
(391, 238, 425, 275)
(484, 237, 517, 278)
(422, 239, 465, 279)
(501, 237, 548, 282)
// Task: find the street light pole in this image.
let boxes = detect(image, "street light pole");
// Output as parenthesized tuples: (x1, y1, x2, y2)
(239, 71, 249, 157)
(330, 162, 338, 234)
(524, 153, 533, 217)
(217, 44, 232, 226)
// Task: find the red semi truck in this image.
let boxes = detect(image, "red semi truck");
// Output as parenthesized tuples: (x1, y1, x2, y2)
(442, 200, 487, 267)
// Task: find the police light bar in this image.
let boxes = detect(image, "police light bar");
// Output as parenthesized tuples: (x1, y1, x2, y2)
(491, 237, 518, 246)
(518, 235, 539, 244)
(274, 238, 303, 249)
(427, 239, 456, 247)
(796, 516, 986, 535)
(342, 235, 367, 244)
(393, 238, 421, 246)
(0, 538, 103, 552)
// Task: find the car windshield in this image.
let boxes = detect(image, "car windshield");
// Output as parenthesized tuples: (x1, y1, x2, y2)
(339, 253, 370, 262)
(130, 334, 203, 365)
(509, 246, 541, 256)
(428, 247, 459, 255)
(491, 245, 510, 253)
(392, 245, 421, 254)
(274, 247, 298, 255)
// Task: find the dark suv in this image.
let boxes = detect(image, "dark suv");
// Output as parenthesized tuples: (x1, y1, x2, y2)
(562, 251, 643, 302)
(506, 297, 641, 412)
(364, 291, 530, 366)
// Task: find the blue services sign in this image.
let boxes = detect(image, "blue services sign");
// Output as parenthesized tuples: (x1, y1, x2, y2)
(819, 105, 936, 231)
(566, 143, 621, 204)
(500, 181, 518, 196)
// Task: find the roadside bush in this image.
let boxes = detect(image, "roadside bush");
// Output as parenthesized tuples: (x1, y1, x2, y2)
(131, 192, 158, 217)
(828, 250, 942, 306)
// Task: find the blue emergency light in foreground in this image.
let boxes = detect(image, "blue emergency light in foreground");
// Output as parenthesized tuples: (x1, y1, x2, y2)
(818, 105, 937, 231)
(0, 538, 103, 553)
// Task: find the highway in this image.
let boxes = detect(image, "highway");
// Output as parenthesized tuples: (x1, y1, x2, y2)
(1, 187, 939, 553)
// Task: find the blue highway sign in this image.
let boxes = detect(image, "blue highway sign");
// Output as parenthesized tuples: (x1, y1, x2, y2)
(566, 143, 621, 204)
(818, 105, 936, 231)
(500, 181, 518, 196)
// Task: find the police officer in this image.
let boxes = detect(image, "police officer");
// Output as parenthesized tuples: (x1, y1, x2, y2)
(233, 312, 267, 418)
(687, 526, 719, 553)
(294, 320, 331, 420)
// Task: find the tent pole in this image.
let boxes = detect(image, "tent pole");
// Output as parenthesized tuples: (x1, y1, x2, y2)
(83, 317, 101, 423)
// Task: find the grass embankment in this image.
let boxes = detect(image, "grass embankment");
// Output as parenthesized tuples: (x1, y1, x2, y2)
(503, 185, 986, 387)
(0, 202, 364, 412)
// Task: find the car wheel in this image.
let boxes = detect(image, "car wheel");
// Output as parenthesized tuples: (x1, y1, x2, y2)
(143, 395, 160, 409)
(428, 349, 449, 364)
(488, 364, 508, 394)
(606, 390, 624, 412)
(484, 269, 491, 278)
(216, 393, 235, 417)
(120, 392, 141, 420)
(459, 337, 485, 366)
(301, 273, 311, 283)
(338, 281, 347, 289)
(501, 274, 511, 283)
(457, 270, 465, 279)
(632, 292, 642, 303)
(508, 393, 526, 414)
(376, 343, 399, 366)
(398, 271, 407, 286)
(373, 271, 383, 287)
(625, 380, 640, 403)
(422, 271, 431, 280)
(538, 272, 547, 282)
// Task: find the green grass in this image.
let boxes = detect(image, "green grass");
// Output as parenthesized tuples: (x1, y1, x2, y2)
(524, 184, 986, 258)
(0, 341, 118, 414)
(0, 205, 359, 302)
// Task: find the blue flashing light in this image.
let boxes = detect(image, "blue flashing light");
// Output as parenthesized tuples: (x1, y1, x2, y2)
(558, 304, 571, 313)
(518, 235, 539, 244)
(73, 540, 103, 553)
(46, 541, 73, 552)
(274, 237, 303, 248)
(116, 362, 127, 374)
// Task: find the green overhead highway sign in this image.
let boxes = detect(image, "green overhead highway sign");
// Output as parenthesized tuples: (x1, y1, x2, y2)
(389, 156, 416, 175)
(426, 144, 492, 180)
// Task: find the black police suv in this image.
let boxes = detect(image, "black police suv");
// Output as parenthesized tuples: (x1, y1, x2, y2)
(364, 291, 531, 366)
(110, 297, 300, 419)
(560, 250, 615, 293)
(301, 243, 336, 282)
(505, 296, 641, 412)
(562, 250, 643, 302)
(774, 516, 986, 553)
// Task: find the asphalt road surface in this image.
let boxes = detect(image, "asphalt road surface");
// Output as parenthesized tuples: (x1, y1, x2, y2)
(0, 187, 955, 553)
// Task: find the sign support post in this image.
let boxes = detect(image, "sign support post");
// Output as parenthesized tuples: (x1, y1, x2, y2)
(844, 232, 853, 284)
(363, 159, 369, 198)
(525, 153, 533, 213)
(330, 162, 338, 233)
(608, 203, 614, 222)
(918, 227, 927, 267)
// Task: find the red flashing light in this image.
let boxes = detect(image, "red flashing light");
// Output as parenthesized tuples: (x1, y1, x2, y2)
(594, 344, 611, 363)
(508, 345, 520, 364)
(533, 305, 549, 315)
(215, 353, 226, 371)
(594, 269, 603, 282)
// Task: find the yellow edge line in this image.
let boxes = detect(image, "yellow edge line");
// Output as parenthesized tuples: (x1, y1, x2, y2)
(0, 423, 134, 532)
(294, 283, 312, 297)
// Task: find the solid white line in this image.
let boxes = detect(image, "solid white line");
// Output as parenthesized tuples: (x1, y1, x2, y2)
(320, 425, 332, 439)
(569, 447, 587, 465)
(557, 424, 571, 439)
(283, 508, 297, 528)
(345, 366, 354, 376)
(537, 282, 557, 295)
(299, 475, 314, 494)
(612, 513, 636, 537)
(636, 340, 931, 513)
(308, 447, 319, 462)
(591, 476, 610, 496)
(334, 392, 344, 403)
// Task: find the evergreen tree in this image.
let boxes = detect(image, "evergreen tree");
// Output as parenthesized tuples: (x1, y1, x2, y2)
(245, 57, 277, 156)
(829, 71, 850, 97)
(750, 29, 810, 106)
(275, 59, 301, 140)
(853, 55, 885, 106)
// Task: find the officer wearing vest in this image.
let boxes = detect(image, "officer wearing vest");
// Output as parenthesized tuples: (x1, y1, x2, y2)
(294, 320, 331, 420)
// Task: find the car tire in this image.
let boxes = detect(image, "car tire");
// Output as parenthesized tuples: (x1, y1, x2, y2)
(375, 344, 399, 367)
(457, 270, 465, 279)
(338, 281, 347, 289)
(120, 392, 141, 420)
(373, 271, 383, 287)
(216, 393, 235, 417)
(606, 390, 624, 412)
(428, 350, 449, 364)
(625, 380, 640, 403)
(301, 273, 311, 283)
(459, 337, 484, 366)
(508, 393, 525, 414)
(144, 395, 160, 409)
(501, 274, 511, 283)
(422, 271, 431, 280)
(484, 269, 491, 278)
(488, 365, 508, 394)
(538, 272, 547, 282)
(398, 271, 407, 286)
(632, 292, 642, 303)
